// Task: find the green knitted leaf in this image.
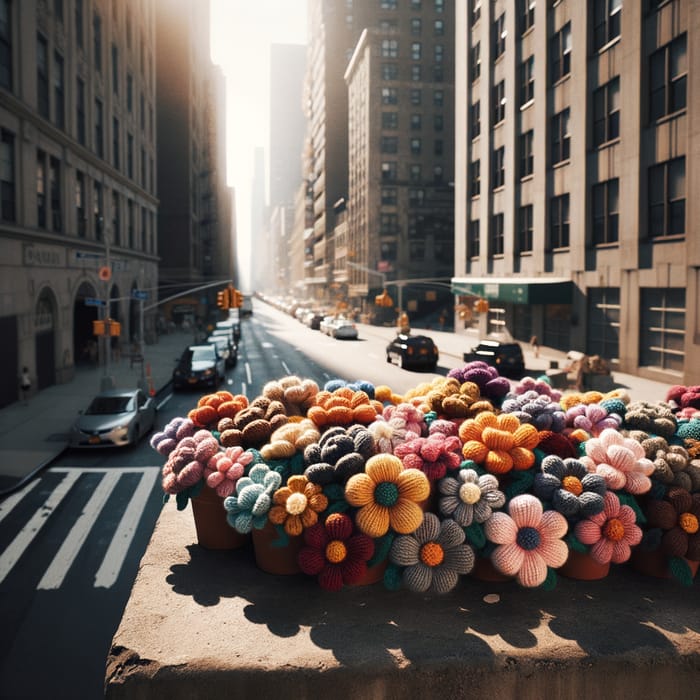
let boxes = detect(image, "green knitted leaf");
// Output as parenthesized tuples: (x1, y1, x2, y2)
(565, 532, 588, 553)
(540, 567, 558, 591)
(504, 469, 535, 499)
(533, 448, 547, 468)
(369, 533, 393, 567)
(270, 523, 290, 548)
(668, 556, 694, 587)
(464, 522, 486, 550)
(162, 493, 170, 505)
(175, 491, 190, 511)
(424, 411, 438, 425)
(617, 491, 646, 524)
(383, 563, 403, 591)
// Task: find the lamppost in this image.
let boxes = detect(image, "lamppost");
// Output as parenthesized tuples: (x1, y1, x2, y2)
(99, 216, 116, 391)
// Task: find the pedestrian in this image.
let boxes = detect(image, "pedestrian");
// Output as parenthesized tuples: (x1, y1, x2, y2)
(20, 366, 31, 404)
(530, 335, 539, 358)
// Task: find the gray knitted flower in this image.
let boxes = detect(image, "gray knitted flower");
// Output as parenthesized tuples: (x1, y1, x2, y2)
(437, 467, 505, 526)
(389, 512, 474, 594)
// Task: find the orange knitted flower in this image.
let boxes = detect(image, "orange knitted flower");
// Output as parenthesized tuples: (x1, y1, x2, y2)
(188, 391, 248, 427)
(459, 411, 539, 474)
(307, 388, 382, 427)
(345, 454, 430, 538)
(268, 474, 329, 537)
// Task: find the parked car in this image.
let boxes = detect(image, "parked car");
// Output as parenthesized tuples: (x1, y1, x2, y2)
(332, 319, 359, 340)
(320, 315, 338, 336)
(69, 388, 157, 448)
(463, 339, 525, 377)
(386, 333, 439, 371)
(205, 334, 237, 368)
(306, 312, 324, 330)
(240, 295, 253, 317)
(215, 319, 241, 343)
(172, 344, 225, 390)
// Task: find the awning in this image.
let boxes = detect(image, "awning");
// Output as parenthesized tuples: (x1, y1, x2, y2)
(451, 277, 573, 305)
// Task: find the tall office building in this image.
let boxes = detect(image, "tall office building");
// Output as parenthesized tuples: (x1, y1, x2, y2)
(453, 0, 699, 385)
(0, 0, 158, 407)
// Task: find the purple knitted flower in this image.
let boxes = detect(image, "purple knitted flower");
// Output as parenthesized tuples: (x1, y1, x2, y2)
(513, 376, 562, 402)
(501, 390, 566, 432)
(564, 403, 622, 437)
(150, 416, 195, 456)
(448, 361, 510, 401)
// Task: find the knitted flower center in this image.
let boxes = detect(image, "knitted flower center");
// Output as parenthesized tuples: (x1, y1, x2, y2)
(604, 518, 625, 542)
(286, 492, 308, 515)
(561, 475, 583, 496)
(680, 512, 699, 535)
(375, 481, 399, 507)
(420, 541, 444, 567)
(325, 540, 347, 564)
(459, 482, 482, 505)
(516, 526, 541, 551)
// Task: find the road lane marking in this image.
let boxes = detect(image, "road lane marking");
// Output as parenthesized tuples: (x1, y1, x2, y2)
(245, 362, 252, 384)
(281, 360, 291, 374)
(0, 470, 80, 585)
(94, 468, 159, 589)
(0, 480, 39, 522)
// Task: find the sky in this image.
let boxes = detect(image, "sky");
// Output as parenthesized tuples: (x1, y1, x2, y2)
(209, 0, 307, 287)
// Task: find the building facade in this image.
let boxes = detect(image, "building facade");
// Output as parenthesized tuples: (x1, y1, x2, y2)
(453, 0, 699, 385)
(0, 0, 159, 407)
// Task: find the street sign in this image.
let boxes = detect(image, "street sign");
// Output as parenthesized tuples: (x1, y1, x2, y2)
(85, 297, 106, 307)
(131, 290, 148, 300)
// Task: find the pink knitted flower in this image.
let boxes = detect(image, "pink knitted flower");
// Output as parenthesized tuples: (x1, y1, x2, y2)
(564, 403, 621, 438)
(580, 427, 654, 494)
(484, 494, 569, 587)
(161, 429, 217, 495)
(575, 491, 642, 564)
(204, 445, 255, 497)
(382, 402, 427, 437)
(393, 432, 462, 482)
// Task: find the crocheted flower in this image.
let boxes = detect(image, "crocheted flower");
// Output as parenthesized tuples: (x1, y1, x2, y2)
(262, 375, 319, 416)
(484, 494, 569, 587)
(150, 416, 195, 456)
(564, 403, 622, 438)
(303, 425, 375, 485)
(389, 512, 474, 593)
(268, 474, 329, 536)
(393, 432, 462, 482)
(512, 376, 562, 403)
(533, 455, 607, 520)
(580, 428, 654, 495)
(575, 491, 642, 564)
(297, 512, 375, 591)
(204, 445, 256, 498)
(622, 400, 677, 439)
(448, 362, 510, 401)
(638, 436, 698, 491)
(644, 487, 700, 561)
(501, 391, 566, 432)
(345, 454, 430, 538)
(224, 464, 282, 533)
(259, 418, 321, 461)
(307, 387, 381, 428)
(160, 429, 218, 495)
(459, 411, 539, 474)
(437, 467, 505, 526)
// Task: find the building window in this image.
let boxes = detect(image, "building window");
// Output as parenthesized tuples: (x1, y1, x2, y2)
(94, 98, 104, 158)
(411, 42, 421, 61)
(93, 12, 102, 72)
(381, 187, 397, 205)
(94, 181, 103, 240)
(381, 63, 398, 80)
(410, 163, 422, 182)
(469, 159, 480, 197)
(127, 133, 134, 178)
(140, 207, 147, 250)
(1, 0, 12, 90)
(382, 87, 398, 105)
(648, 157, 685, 238)
(381, 39, 398, 58)
(434, 114, 443, 131)
(519, 0, 535, 35)
(36, 150, 46, 228)
(0, 129, 15, 222)
(75, 0, 83, 48)
(411, 18, 421, 35)
(141, 146, 146, 185)
(128, 198, 134, 248)
(650, 34, 687, 122)
(592, 178, 619, 244)
(593, 77, 620, 146)
(410, 88, 421, 105)
(381, 136, 398, 153)
(587, 288, 620, 363)
(518, 204, 533, 253)
(76, 78, 86, 145)
(551, 22, 571, 84)
(434, 19, 444, 35)
(381, 111, 398, 129)
(127, 73, 133, 111)
(140, 92, 145, 130)
(520, 56, 534, 105)
(410, 113, 421, 130)
(471, 0, 481, 26)
(408, 188, 425, 206)
(433, 89, 444, 106)
(381, 213, 398, 234)
(520, 129, 534, 178)
(467, 219, 480, 258)
(493, 12, 506, 60)
(54, 0, 63, 21)
(639, 287, 685, 372)
(49, 156, 61, 232)
(111, 43, 118, 94)
(549, 193, 570, 249)
(491, 213, 504, 256)
(470, 100, 480, 139)
(432, 64, 444, 82)
(434, 139, 443, 155)
(592, 0, 621, 51)
(112, 190, 120, 245)
(411, 0, 422, 8)
(112, 117, 120, 169)
(434, 44, 444, 62)
(492, 146, 505, 189)
(409, 240, 425, 261)
(411, 64, 422, 81)
(470, 42, 480, 82)
(380, 0, 397, 7)
(37, 34, 49, 118)
(551, 108, 570, 164)
(76, 170, 86, 237)
(493, 80, 506, 125)
(410, 137, 421, 155)
(54, 52, 65, 129)
(435, 0, 444, 12)
(381, 162, 397, 182)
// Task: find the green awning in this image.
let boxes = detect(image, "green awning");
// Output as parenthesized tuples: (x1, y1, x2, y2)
(451, 278, 573, 305)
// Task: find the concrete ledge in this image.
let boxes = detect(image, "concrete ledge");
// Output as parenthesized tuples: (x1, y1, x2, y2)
(105, 503, 700, 699)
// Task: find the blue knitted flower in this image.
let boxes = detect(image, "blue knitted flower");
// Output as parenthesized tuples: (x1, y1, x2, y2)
(224, 464, 282, 533)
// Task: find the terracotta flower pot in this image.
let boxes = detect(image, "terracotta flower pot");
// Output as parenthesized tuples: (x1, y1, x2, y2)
(630, 549, 700, 580)
(559, 550, 610, 581)
(251, 520, 303, 575)
(471, 556, 511, 582)
(350, 559, 388, 586)
(190, 485, 250, 551)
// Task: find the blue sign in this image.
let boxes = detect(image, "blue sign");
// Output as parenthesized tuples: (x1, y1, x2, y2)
(131, 290, 148, 300)
(85, 297, 106, 307)
(75, 251, 102, 260)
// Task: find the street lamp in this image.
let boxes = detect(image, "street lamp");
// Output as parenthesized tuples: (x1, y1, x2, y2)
(99, 216, 116, 391)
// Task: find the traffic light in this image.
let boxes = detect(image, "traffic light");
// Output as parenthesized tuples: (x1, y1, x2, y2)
(374, 289, 393, 308)
(231, 288, 243, 308)
(217, 288, 230, 309)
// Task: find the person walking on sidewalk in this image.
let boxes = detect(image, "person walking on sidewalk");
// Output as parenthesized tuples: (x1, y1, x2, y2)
(19, 366, 31, 404)
(530, 335, 540, 359)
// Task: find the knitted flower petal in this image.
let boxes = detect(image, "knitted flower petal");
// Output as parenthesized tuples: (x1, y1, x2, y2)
(355, 502, 391, 538)
(416, 512, 442, 543)
(298, 547, 326, 575)
(508, 494, 543, 528)
(344, 473, 376, 507)
(403, 562, 434, 593)
(396, 469, 431, 502)
(437, 518, 466, 549)
(534, 537, 569, 569)
(345, 534, 375, 562)
(518, 551, 548, 587)
(597, 464, 627, 490)
(590, 538, 614, 564)
(539, 509, 569, 540)
(442, 544, 475, 575)
(492, 542, 525, 576)
(390, 535, 421, 566)
(318, 565, 345, 592)
(390, 499, 425, 534)
(365, 454, 402, 483)
(624, 471, 652, 495)
(576, 520, 603, 545)
(485, 512, 518, 544)
(429, 566, 460, 594)
(610, 540, 632, 564)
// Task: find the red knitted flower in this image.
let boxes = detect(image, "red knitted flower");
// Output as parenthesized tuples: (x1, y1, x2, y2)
(297, 513, 375, 591)
(393, 433, 462, 482)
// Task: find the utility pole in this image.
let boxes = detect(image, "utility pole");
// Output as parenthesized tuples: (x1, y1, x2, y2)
(100, 217, 115, 391)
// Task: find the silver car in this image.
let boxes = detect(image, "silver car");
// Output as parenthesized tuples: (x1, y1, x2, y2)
(69, 388, 157, 448)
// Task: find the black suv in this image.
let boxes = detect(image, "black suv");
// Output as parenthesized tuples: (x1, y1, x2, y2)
(386, 333, 439, 371)
(463, 340, 525, 377)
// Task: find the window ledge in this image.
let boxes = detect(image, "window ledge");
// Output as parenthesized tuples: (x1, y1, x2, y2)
(592, 137, 621, 151)
(520, 174, 534, 182)
(594, 36, 621, 55)
(551, 74, 571, 89)
(552, 159, 570, 170)
(648, 233, 685, 244)
(518, 250, 533, 257)
(593, 241, 619, 250)
(520, 99, 534, 112)
(651, 108, 687, 127)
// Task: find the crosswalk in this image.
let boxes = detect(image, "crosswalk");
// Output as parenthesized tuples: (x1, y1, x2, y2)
(0, 466, 160, 590)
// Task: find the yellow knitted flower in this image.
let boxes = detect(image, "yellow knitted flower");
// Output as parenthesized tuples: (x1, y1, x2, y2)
(268, 474, 328, 536)
(345, 454, 430, 538)
(459, 411, 539, 474)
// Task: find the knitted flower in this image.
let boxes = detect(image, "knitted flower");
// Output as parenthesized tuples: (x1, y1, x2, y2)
(297, 512, 375, 591)
(438, 467, 505, 526)
(575, 491, 642, 564)
(393, 432, 462, 482)
(345, 454, 430, 537)
(484, 494, 569, 587)
(580, 428, 654, 495)
(268, 474, 329, 536)
(448, 361, 510, 401)
(389, 512, 474, 593)
(459, 411, 539, 474)
(512, 376, 562, 402)
(367, 402, 427, 452)
(307, 387, 381, 428)
(160, 429, 218, 495)
(204, 445, 255, 498)
(262, 375, 319, 416)
(563, 403, 622, 438)
(644, 487, 700, 561)
(150, 416, 195, 456)
(303, 425, 375, 485)
(224, 464, 282, 533)
(501, 391, 566, 432)
(259, 418, 321, 461)
(533, 455, 607, 520)
(622, 400, 677, 439)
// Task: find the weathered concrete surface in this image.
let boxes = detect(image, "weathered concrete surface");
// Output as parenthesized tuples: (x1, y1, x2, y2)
(105, 502, 700, 699)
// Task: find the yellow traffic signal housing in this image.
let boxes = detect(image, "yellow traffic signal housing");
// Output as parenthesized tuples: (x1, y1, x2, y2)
(108, 319, 121, 336)
(374, 290, 393, 308)
(230, 287, 243, 308)
(217, 289, 230, 309)
(93, 319, 105, 335)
